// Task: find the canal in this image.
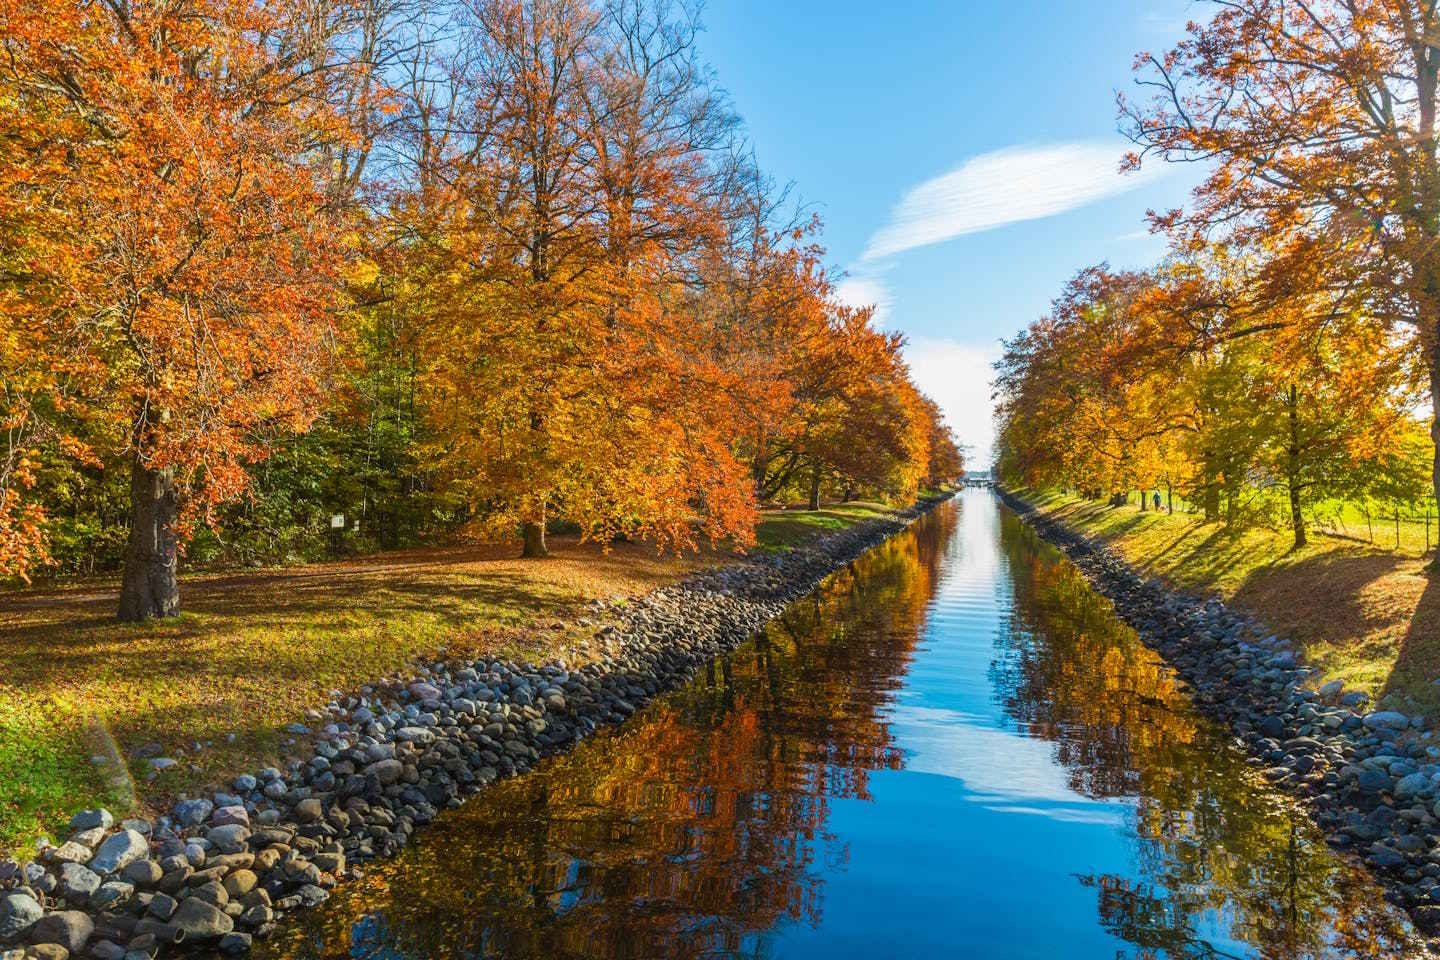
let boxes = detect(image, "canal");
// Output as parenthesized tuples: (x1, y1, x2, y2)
(260, 489, 1421, 959)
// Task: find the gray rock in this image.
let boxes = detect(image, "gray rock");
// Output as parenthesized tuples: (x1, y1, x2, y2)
(146, 893, 178, 921)
(169, 897, 233, 940)
(90, 880, 134, 910)
(67, 810, 112, 833)
(88, 829, 148, 875)
(1368, 844, 1408, 869)
(1364, 710, 1411, 731)
(219, 932, 253, 955)
(296, 884, 329, 907)
(363, 758, 404, 785)
(232, 774, 257, 792)
(1396, 771, 1433, 800)
(211, 806, 249, 829)
(0, 892, 42, 942)
(408, 682, 442, 701)
(206, 825, 250, 855)
(172, 799, 213, 828)
(57, 861, 101, 900)
(28, 911, 93, 953)
(120, 859, 162, 888)
(90, 940, 126, 960)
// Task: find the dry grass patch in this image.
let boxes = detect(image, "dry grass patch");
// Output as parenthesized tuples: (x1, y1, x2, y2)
(0, 501, 897, 855)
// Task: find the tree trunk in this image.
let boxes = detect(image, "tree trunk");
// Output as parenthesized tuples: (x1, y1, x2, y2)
(1287, 384, 1306, 549)
(522, 517, 548, 558)
(1432, 348, 1440, 559)
(1165, 481, 1173, 514)
(807, 462, 822, 511)
(1203, 452, 1220, 522)
(117, 454, 179, 621)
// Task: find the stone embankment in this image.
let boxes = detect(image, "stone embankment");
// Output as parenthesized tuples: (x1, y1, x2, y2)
(0, 497, 948, 960)
(997, 486, 1440, 943)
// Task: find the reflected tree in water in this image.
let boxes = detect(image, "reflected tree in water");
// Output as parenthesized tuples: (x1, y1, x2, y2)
(260, 509, 955, 960)
(992, 513, 1418, 959)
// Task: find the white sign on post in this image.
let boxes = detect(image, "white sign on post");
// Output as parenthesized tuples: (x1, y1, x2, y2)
(330, 514, 345, 530)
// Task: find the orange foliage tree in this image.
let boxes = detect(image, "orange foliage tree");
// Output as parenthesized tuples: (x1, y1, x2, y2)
(1120, 0, 1440, 511)
(394, 0, 760, 555)
(0, 0, 348, 616)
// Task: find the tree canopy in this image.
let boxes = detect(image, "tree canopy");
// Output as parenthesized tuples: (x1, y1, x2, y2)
(0, 0, 962, 617)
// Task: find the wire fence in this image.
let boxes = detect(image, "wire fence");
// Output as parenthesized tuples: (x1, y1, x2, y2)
(1089, 489, 1440, 558)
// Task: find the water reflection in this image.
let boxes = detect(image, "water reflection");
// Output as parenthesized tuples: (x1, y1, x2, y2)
(994, 512, 1416, 959)
(259, 493, 1419, 960)
(261, 511, 951, 960)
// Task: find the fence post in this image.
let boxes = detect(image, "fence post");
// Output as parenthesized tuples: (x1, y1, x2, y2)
(1396, 512, 1401, 550)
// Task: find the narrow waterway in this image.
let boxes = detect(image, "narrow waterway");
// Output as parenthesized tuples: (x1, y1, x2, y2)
(260, 490, 1421, 959)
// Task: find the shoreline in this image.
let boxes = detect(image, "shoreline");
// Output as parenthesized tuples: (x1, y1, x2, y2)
(996, 484, 1440, 947)
(0, 495, 952, 959)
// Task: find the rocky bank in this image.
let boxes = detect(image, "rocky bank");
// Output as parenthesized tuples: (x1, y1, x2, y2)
(998, 486, 1440, 948)
(0, 497, 947, 960)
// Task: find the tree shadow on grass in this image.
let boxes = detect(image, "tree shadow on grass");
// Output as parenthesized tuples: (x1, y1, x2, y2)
(0, 534, 710, 749)
(1383, 568, 1440, 707)
(1228, 548, 1440, 706)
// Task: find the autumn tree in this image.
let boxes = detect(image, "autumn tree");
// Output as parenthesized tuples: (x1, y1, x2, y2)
(401, 0, 764, 556)
(1121, 0, 1440, 518)
(0, 0, 351, 617)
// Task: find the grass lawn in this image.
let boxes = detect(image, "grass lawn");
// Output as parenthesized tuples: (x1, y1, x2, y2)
(1015, 487, 1440, 718)
(0, 500, 898, 856)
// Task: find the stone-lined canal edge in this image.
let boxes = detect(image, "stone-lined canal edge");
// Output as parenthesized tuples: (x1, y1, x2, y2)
(0, 495, 952, 960)
(996, 485, 1440, 949)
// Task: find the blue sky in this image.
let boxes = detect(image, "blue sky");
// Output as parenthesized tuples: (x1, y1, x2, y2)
(697, 1, 1202, 466)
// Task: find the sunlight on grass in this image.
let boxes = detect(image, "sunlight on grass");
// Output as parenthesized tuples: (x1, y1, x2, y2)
(1017, 487, 1440, 717)
(0, 505, 898, 855)
(753, 502, 892, 552)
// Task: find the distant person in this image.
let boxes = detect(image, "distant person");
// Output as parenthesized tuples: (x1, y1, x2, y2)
(1153, 490, 1162, 512)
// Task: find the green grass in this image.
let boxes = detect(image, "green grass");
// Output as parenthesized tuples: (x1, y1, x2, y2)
(1014, 486, 1440, 715)
(752, 502, 896, 552)
(0, 501, 908, 856)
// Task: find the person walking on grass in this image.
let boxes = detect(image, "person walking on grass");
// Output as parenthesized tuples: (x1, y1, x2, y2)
(1153, 490, 1162, 512)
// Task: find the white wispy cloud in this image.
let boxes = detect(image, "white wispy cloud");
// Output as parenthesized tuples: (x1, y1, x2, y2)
(834, 274, 893, 327)
(862, 141, 1166, 261)
(903, 337, 1001, 468)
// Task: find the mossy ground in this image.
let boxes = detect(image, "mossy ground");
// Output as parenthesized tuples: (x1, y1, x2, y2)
(1016, 487, 1440, 718)
(0, 501, 898, 855)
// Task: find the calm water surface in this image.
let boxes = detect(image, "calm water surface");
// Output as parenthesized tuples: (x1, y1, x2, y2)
(261, 490, 1422, 959)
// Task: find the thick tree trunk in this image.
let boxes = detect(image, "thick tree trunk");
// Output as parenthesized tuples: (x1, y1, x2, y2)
(1287, 384, 1306, 549)
(807, 462, 822, 511)
(117, 455, 179, 621)
(521, 518, 548, 558)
